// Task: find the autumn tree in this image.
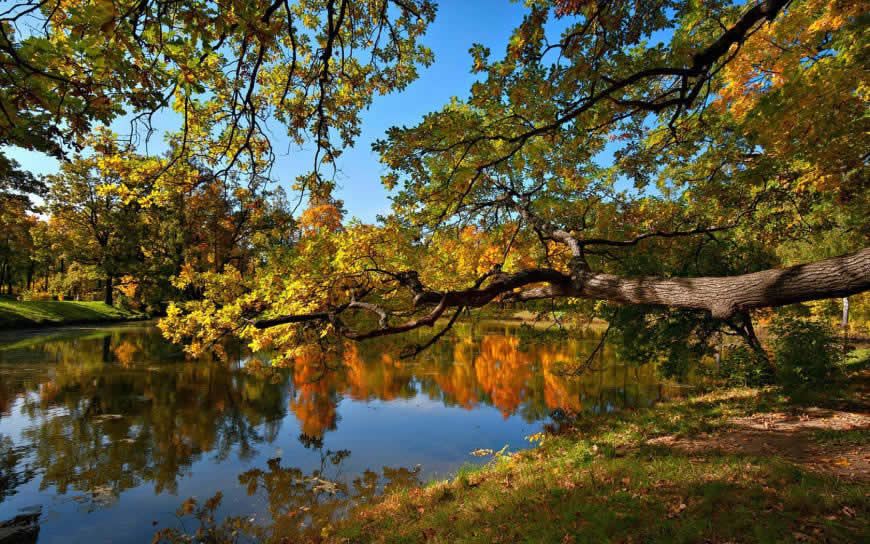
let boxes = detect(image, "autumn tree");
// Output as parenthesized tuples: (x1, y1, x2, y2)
(0, 0, 435, 193)
(0, 156, 46, 294)
(153, 0, 868, 366)
(2, 1, 866, 362)
(0, 200, 35, 295)
(2, 0, 435, 307)
(46, 147, 147, 305)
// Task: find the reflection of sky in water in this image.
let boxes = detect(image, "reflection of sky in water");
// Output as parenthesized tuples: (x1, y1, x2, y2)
(0, 323, 685, 543)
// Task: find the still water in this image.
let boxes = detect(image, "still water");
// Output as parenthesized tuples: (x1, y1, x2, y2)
(0, 321, 685, 543)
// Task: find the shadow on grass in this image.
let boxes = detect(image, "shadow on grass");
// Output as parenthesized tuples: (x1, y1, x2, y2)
(0, 301, 141, 328)
(331, 447, 867, 544)
(328, 382, 868, 544)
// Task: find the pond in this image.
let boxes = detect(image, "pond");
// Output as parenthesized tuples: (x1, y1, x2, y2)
(0, 321, 688, 543)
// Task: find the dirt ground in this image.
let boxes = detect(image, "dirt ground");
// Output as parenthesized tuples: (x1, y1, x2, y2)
(648, 407, 870, 481)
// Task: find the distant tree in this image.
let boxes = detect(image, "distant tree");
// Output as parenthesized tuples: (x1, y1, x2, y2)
(45, 153, 146, 305)
(0, 156, 46, 294)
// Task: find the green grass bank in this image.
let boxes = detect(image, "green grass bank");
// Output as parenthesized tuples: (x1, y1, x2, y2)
(324, 357, 869, 544)
(0, 300, 145, 329)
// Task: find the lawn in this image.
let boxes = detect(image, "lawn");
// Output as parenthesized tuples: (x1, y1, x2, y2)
(324, 377, 869, 544)
(0, 300, 144, 329)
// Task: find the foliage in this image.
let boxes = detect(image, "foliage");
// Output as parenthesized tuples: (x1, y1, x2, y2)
(0, 156, 45, 295)
(0, 0, 435, 196)
(0, 0, 866, 365)
(1, 133, 293, 308)
(152, 0, 868, 362)
(770, 317, 844, 391)
(608, 304, 721, 381)
(715, 343, 774, 388)
(47, 262, 101, 300)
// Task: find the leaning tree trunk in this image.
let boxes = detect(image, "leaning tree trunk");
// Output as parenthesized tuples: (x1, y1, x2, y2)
(256, 248, 870, 344)
(505, 248, 870, 320)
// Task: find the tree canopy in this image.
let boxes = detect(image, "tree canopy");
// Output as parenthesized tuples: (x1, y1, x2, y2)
(1, 0, 435, 192)
(1, 0, 867, 363)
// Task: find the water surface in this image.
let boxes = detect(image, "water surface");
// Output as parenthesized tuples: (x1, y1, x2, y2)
(0, 321, 684, 542)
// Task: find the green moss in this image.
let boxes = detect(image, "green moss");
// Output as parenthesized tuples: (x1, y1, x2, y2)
(0, 301, 143, 329)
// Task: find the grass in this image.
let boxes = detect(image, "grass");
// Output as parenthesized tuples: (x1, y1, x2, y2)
(325, 381, 869, 544)
(810, 427, 869, 447)
(0, 300, 144, 329)
(846, 347, 870, 372)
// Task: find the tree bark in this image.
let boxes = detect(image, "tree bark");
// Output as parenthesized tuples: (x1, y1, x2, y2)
(511, 248, 870, 320)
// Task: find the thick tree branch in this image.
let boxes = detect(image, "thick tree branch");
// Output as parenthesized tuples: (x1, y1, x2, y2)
(515, 247, 870, 320)
(254, 248, 870, 337)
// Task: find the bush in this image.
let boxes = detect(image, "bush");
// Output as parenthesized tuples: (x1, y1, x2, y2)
(770, 317, 843, 390)
(715, 343, 773, 387)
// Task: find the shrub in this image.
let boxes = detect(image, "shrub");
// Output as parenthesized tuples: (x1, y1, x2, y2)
(715, 343, 773, 387)
(769, 317, 843, 390)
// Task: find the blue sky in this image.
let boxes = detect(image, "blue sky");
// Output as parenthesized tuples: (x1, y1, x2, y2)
(286, 0, 534, 221)
(4, 0, 534, 222)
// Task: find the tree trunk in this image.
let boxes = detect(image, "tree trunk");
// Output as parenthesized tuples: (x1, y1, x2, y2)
(842, 297, 850, 330)
(256, 248, 870, 339)
(104, 275, 113, 306)
(509, 248, 870, 320)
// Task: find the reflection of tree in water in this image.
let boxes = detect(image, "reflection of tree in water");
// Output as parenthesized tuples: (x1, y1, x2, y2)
(0, 323, 685, 537)
(285, 325, 680, 437)
(0, 327, 289, 506)
(3, 324, 677, 447)
(288, 351, 342, 438)
(156, 433, 421, 544)
(0, 435, 35, 502)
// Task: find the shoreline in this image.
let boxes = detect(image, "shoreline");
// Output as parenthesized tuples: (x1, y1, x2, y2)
(323, 365, 870, 544)
(0, 315, 151, 332)
(0, 300, 149, 331)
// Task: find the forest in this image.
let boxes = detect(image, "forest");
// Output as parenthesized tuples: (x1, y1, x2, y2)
(0, 0, 868, 542)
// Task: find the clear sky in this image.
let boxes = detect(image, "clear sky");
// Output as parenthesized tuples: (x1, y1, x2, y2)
(3, 0, 534, 222)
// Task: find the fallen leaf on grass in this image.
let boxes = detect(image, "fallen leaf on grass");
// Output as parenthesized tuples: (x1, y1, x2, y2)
(667, 502, 687, 518)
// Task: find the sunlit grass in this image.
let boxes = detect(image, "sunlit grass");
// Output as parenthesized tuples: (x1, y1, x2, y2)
(0, 300, 142, 328)
(326, 382, 869, 544)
